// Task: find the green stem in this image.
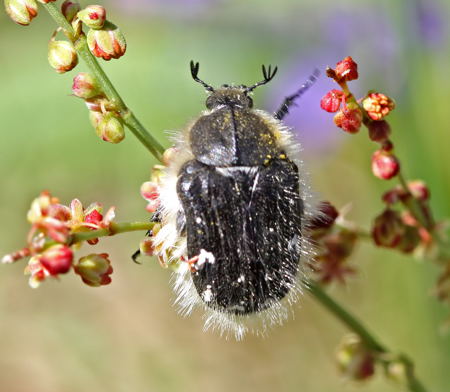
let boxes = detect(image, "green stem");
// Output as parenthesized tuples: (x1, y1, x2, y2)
(304, 280, 428, 392)
(43, 3, 165, 162)
(68, 221, 155, 245)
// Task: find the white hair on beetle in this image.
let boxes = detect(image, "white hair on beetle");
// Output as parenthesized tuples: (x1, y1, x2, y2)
(153, 105, 319, 340)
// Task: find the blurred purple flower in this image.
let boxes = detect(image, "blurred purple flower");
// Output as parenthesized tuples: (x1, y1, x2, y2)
(415, 0, 447, 48)
(111, 0, 223, 18)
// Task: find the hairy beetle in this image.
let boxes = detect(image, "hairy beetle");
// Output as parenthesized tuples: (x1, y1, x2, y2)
(151, 62, 318, 338)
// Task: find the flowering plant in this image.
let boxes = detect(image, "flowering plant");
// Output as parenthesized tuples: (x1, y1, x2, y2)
(3, 2, 449, 391)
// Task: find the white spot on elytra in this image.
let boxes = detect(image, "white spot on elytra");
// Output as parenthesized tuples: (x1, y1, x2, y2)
(237, 274, 245, 283)
(197, 249, 215, 267)
(195, 217, 202, 224)
(202, 287, 213, 302)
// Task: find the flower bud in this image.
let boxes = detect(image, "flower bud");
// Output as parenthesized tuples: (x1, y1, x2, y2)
(408, 180, 430, 201)
(385, 359, 409, 385)
(77, 5, 106, 29)
(37, 0, 56, 3)
(335, 334, 375, 381)
(95, 113, 125, 143)
(87, 21, 127, 61)
(367, 120, 391, 143)
(5, 0, 38, 26)
(372, 209, 405, 248)
(48, 40, 78, 74)
(333, 104, 363, 134)
(320, 89, 344, 113)
(89, 110, 104, 129)
(309, 201, 339, 231)
(397, 225, 421, 253)
(140, 238, 155, 257)
(61, 0, 80, 22)
(334, 56, 358, 82)
(141, 181, 160, 213)
(72, 72, 102, 99)
(382, 186, 404, 205)
(371, 149, 400, 180)
(74, 253, 113, 287)
(362, 92, 395, 121)
(85, 97, 114, 112)
(39, 244, 74, 275)
(162, 147, 178, 166)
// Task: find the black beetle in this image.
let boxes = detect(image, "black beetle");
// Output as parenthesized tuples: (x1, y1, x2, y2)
(151, 62, 318, 338)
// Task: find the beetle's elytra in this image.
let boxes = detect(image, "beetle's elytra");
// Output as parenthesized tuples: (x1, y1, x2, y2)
(151, 62, 317, 338)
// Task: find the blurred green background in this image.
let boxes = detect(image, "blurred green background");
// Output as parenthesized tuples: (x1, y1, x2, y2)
(1, 0, 449, 391)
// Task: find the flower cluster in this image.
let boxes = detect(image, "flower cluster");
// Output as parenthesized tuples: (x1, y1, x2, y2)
(322, 56, 450, 326)
(2, 191, 114, 288)
(321, 56, 398, 180)
(308, 201, 358, 284)
(4, 1, 128, 145)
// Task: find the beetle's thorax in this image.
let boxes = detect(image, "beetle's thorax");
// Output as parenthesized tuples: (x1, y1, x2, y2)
(205, 87, 253, 110)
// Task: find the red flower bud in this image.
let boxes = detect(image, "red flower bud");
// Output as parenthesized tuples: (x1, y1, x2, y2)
(61, 0, 80, 22)
(320, 89, 344, 113)
(77, 5, 106, 29)
(382, 186, 404, 205)
(362, 92, 395, 121)
(72, 72, 102, 99)
(74, 253, 113, 287)
(371, 149, 400, 180)
(334, 56, 358, 82)
(333, 104, 363, 134)
(141, 181, 160, 213)
(367, 120, 391, 143)
(48, 40, 78, 74)
(87, 21, 126, 61)
(5, 0, 38, 26)
(39, 244, 74, 275)
(309, 201, 339, 230)
(372, 209, 405, 248)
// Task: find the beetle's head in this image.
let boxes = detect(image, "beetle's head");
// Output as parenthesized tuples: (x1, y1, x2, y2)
(190, 61, 278, 110)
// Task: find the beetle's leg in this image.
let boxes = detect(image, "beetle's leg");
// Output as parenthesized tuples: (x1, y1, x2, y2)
(274, 69, 320, 120)
(131, 210, 162, 264)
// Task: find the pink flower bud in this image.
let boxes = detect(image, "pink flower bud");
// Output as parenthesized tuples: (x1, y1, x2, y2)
(39, 244, 74, 275)
(320, 89, 344, 113)
(334, 56, 358, 82)
(48, 40, 78, 74)
(372, 209, 405, 248)
(61, 0, 80, 22)
(367, 120, 391, 142)
(333, 104, 363, 134)
(139, 238, 156, 257)
(141, 181, 160, 213)
(87, 21, 126, 61)
(336, 335, 375, 381)
(362, 92, 395, 121)
(5, 0, 38, 26)
(408, 180, 430, 201)
(95, 112, 125, 143)
(371, 149, 400, 180)
(77, 5, 106, 29)
(72, 72, 102, 99)
(74, 253, 113, 287)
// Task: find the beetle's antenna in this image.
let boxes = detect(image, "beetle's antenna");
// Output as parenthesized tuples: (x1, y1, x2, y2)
(190, 61, 215, 93)
(245, 64, 278, 93)
(274, 68, 320, 120)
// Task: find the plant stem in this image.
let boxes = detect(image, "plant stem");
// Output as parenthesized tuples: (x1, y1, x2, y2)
(43, 3, 165, 162)
(68, 221, 155, 245)
(304, 280, 428, 392)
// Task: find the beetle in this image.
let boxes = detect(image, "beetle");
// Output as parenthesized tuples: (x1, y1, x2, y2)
(150, 62, 318, 338)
